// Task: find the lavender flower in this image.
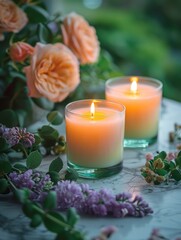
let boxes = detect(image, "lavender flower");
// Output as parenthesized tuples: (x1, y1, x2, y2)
(3, 127, 35, 147)
(9, 170, 35, 189)
(55, 180, 84, 210)
(9, 170, 54, 200)
(10, 171, 153, 218)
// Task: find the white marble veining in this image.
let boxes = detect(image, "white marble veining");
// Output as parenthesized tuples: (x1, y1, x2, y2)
(0, 98, 181, 240)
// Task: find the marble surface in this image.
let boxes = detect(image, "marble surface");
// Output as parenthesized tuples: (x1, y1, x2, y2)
(0, 98, 181, 240)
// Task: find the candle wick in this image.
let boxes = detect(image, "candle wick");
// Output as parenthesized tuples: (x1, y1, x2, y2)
(91, 113, 94, 119)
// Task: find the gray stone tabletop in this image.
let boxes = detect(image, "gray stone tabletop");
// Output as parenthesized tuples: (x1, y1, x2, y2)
(0, 98, 181, 240)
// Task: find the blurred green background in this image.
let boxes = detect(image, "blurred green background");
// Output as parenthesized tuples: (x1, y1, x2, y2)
(47, 0, 181, 102)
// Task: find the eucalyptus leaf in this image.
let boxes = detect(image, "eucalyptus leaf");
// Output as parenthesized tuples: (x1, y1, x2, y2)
(32, 98, 54, 111)
(24, 5, 49, 23)
(34, 135, 41, 145)
(15, 189, 31, 204)
(30, 214, 42, 228)
(49, 157, 63, 173)
(16, 109, 27, 127)
(0, 138, 9, 152)
(67, 208, 79, 227)
(43, 211, 67, 233)
(38, 23, 52, 43)
(26, 150, 42, 169)
(43, 191, 57, 210)
(0, 109, 18, 127)
(0, 158, 12, 173)
(9, 72, 26, 81)
(13, 163, 28, 172)
(65, 168, 79, 181)
(22, 200, 35, 218)
(0, 178, 9, 193)
(0, 153, 8, 161)
(47, 111, 63, 125)
(48, 171, 60, 184)
(38, 125, 59, 141)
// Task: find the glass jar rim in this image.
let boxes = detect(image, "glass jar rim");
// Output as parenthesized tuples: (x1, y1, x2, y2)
(65, 99, 126, 117)
(106, 76, 163, 92)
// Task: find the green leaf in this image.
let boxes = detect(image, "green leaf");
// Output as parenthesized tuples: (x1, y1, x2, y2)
(0, 178, 9, 193)
(47, 111, 63, 125)
(26, 150, 42, 169)
(0, 137, 9, 152)
(155, 169, 168, 176)
(67, 208, 79, 227)
(38, 125, 59, 141)
(0, 153, 8, 161)
(16, 109, 27, 127)
(171, 169, 181, 181)
(169, 161, 176, 170)
(32, 97, 54, 111)
(65, 168, 79, 181)
(141, 172, 148, 178)
(34, 135, 41, 145)
(24, 5, 49, 23)
(48, 171, 60, 184)
(9, 71, 26, 81)
(38, 23, 52, 44)
(158, 151, 167, 160)
(49, 157, 63, 173)
(175, 156, 181, 168)
(0, 157, 12, 174)
(22, 200, 35, 217)
(30, 214, 42, 228)
(15, 189, 31, 204)
(13, 163, 28, 172)
(0, 109, 18, 127)
(43, 191, 57, 210)
(177, 151, 181, 157)
(43, 211, 67, 233)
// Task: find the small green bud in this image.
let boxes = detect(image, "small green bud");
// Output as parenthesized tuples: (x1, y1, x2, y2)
(53, 145, 66, 155)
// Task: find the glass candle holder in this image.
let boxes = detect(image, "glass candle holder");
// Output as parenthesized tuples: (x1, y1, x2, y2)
(65, 99, 125, 179)
(106, 76, 162, 148)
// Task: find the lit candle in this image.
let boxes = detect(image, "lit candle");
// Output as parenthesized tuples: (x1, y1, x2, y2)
(106, 76, 162, 147)
(65, 99, 125, 178)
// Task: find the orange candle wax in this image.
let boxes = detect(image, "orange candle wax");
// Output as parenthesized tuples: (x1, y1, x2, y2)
(65, 100, 125, 168)
(106, 77, 162, 140)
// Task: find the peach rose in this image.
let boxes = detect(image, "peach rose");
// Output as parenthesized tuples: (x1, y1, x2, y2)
(61, 12, 100, 65)
(0, 0, 28, 40)
(9, 42, 34, 62)
(24, 43, 80, 102)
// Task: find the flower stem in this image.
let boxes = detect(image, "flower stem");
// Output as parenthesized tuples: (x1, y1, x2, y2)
(32, 205, 72, 230)
(20, 144, 28, 158)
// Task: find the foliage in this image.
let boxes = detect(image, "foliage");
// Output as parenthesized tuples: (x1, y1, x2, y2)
(0, 110, 154, 239)
(60, 2, 181, 102)
(141, 151, 181, 184)
(0, 0, 122, 128)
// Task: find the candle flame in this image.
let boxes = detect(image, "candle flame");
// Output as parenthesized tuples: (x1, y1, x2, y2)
(130, 77, 138, 94)
(90, 102, 95, 119)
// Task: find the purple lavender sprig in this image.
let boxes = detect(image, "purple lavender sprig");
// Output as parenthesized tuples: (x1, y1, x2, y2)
(9, 170, 153, 218)
(9, 170, 54, 200)
(1, 125, 35, 147)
